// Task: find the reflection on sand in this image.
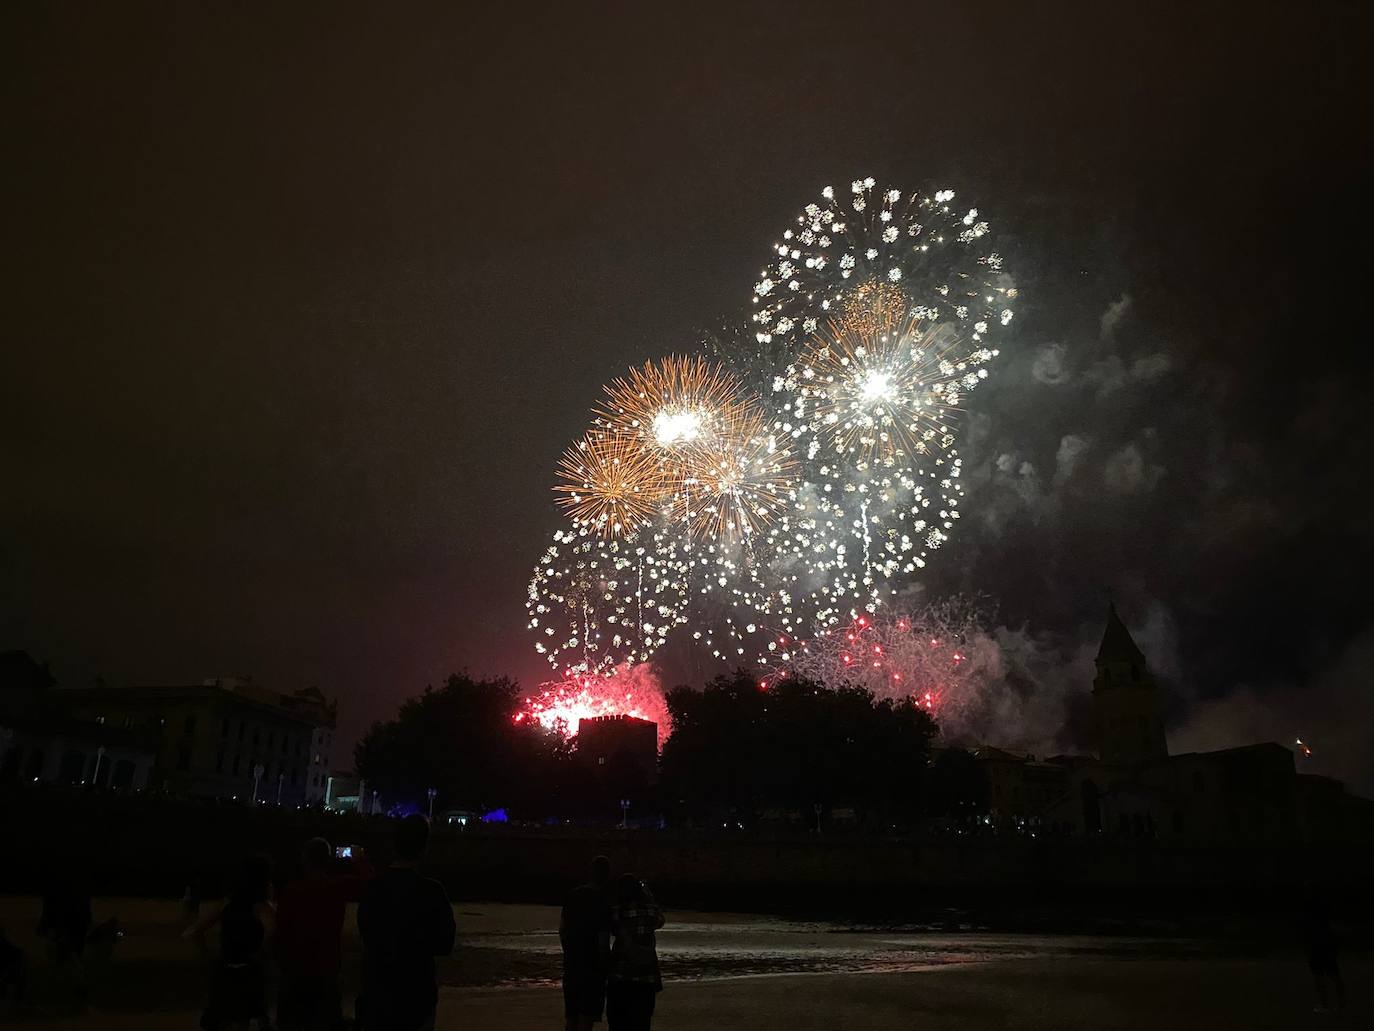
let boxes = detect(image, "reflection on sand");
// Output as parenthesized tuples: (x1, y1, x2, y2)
(458, 916, 1209, 988)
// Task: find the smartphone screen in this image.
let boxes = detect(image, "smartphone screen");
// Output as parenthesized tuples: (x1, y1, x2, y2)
(335, 845, 353, 859)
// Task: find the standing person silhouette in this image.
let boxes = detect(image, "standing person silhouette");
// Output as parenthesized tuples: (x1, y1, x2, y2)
(276, 837, 373, 1030)
(605, 875, 663, 1031)
(188, 854, 276, 1031)
(357, 816, 455, 1031)
(560, 855, 612, 1031)
(37, 865, 92, 969)
(1304, 885, 1346, 1014)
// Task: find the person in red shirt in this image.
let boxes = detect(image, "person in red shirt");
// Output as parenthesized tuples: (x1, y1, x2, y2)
(274, 837, 373, 1031)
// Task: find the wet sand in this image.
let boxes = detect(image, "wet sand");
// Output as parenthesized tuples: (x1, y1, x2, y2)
(2, 897, 1367, 1029)
(437, 955, 1371, 1030)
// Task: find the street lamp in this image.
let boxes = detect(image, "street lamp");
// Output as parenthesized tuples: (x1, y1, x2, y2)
(426, 787, 437, 822)
(620, 798, 630, 830)
(813, 802, 823, 835)
(93, 746, 107, 787)
(276, 772, 284, 806)
(252, 763, 265, 804)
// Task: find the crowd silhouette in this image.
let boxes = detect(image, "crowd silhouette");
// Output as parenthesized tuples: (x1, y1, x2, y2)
(172, 815, 663, 1030)
(559, 857, 665, 1031)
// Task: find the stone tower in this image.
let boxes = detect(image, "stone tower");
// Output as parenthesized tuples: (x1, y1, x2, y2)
(1092, 603, 1168, 766)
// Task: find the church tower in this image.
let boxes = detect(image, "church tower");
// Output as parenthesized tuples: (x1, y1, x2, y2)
(1091, 603, 1168, 766)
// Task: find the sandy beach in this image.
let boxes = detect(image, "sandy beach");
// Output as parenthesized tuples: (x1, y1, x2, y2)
(1, 897, 1366, 1029)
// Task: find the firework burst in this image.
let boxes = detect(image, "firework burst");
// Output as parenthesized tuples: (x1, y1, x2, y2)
(740, 180, 1013, 626)
(552, 430, 670, 537)
(526, 525, 688, 674)
(790, 310, 996, 467)
(678, 409, 797, 545)
(764, 599, 995, 718)
(527, 176, 1017, 695)
(751, 178, 1014, 356)
(596, 355, 748, 454)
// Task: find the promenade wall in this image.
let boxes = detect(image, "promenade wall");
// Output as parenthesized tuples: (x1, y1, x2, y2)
(3, 786, 1366, 922)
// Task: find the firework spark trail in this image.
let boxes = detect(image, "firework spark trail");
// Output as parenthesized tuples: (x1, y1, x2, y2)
(526, 525, 688, 674)
(763, 598, 1001, 724)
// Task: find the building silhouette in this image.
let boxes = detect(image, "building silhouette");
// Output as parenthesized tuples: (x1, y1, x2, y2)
(970, 604, 1373, 844)
(1092, 603, 1168, 766)
(55, 675, 337, 804)
(576, 714, 658, 786)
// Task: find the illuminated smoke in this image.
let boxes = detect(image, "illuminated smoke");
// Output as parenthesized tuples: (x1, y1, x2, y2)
(516, 664, 671, 747)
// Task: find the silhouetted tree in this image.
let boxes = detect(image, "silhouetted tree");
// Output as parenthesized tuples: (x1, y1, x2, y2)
(354, 674, 559, 814)
(660, 671, 937, 828)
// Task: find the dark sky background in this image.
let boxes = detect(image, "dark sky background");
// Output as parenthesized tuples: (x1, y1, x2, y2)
(5, 2, 1371, 788)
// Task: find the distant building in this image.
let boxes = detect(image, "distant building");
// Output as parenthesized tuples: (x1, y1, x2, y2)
(0, 651, 157, 791)
(324, 770, 362, 812)
(972, 745, 1073, 829)
(57, 675, 338, 805)
(965, 604, 1373, 845)
(277, 686, 338, 803)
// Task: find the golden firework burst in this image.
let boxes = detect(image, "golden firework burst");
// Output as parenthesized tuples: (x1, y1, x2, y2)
(678, 410, 798, 543)
(552, 431, 669, 536)
(595, 355, 751, 454)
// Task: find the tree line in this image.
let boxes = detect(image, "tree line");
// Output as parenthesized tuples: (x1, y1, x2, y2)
(354, 671, 986, 829)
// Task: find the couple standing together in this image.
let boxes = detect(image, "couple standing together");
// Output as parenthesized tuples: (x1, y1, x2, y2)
(560, 857, 664, 1031)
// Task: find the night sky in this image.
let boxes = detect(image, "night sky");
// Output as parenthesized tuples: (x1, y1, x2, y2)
(5, 3, 1371, 789)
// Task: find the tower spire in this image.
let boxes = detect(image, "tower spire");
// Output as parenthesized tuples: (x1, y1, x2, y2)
(1096, 601, 1146, 665)
(1091, 600, 1167, 766)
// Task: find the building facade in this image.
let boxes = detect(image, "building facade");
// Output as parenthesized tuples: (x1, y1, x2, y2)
(1, 651, 158, 791)
(278, 686, 337, 803)
(58, 676, 337, 805)
(0, 716, 157, 792)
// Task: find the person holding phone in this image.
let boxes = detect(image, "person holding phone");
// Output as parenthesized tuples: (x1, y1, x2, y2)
(274, 837, 373, 1031)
